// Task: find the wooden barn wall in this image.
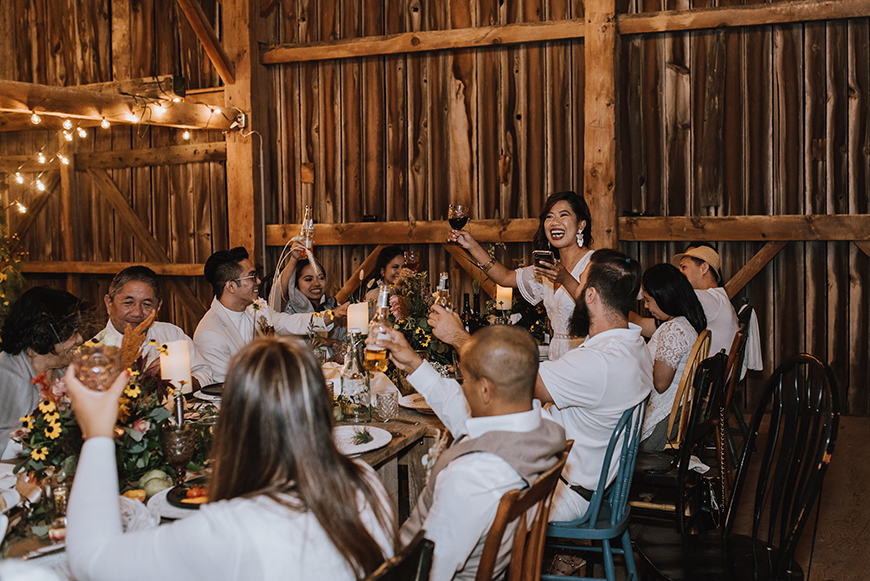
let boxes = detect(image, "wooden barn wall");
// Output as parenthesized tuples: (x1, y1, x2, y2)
(267, 0, 587, 300)
(616, 6, 870, 414)
(0, 0, 228, 337)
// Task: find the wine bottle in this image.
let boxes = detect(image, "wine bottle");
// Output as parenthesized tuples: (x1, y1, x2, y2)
(434, 272, 451, 310)
(461, 293, 472, 332)
(299, 206, 314, 258)
(340, 331, 371, 423)
(364, 287, 391, 372)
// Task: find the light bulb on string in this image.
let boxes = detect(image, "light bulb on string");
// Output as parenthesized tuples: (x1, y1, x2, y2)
(155, 102, 165, 111)
(31, 112, 41, 125)
(37, 152, 46, 164)
(62, 119, 72, 130)
(59, 155, 69, 165)
(14, 172, 23, 184)
(182, 130, 191, 140)
(128, 112, 139, 123)
(213, 107, 221, 115)
(14, 201, 26, 214)
(64, 131, 73, 142)
(101, 118, 110, 129)
(172, 97, 181, 103)
(77, 127, 87, 138)
(36, 179, 45, 191)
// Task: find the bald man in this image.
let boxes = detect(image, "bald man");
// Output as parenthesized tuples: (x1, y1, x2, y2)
(370, 326, 566, 581)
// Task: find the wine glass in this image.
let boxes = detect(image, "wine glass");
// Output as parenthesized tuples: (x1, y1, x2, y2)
(73, 346, 123, 391)
(447, 204, 470, 245)
(160, 425, 196, 484)
(404, 250, 421, 273)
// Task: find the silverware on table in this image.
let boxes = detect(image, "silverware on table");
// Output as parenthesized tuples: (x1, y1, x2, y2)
(22, 542, 66, 560)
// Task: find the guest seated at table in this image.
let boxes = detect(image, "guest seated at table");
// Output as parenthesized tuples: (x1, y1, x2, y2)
(95, 266, 213, 392)
(363, 246, 405, 303)
(65, 337, 396, 581)
(636, 264, 706, 451)
(0, 287, 88, 459)
(448, 192, 595, 361)
(535, 249, 653, 522)
(279, 244, 349, 343)
(193, 247, 335, 382)
(369, 325, 566, 581)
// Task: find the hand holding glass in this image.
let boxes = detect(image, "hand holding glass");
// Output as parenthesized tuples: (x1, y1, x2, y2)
(73, 346, 123, 392)
(447, 204, 469, 245)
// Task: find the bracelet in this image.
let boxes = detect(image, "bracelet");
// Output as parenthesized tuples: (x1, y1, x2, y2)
(478, 257, 496, 273)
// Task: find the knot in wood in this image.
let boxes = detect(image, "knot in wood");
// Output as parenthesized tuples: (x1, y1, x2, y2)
(411, 36, 421, 46)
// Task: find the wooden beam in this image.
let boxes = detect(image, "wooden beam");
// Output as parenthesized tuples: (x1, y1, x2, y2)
(87, 168, 207, 320)
(262, 19, 586, 64)
(854, 240, 870, 260)
(618, 0, 870, 35)
(0, 157, 60, 173)
(75, 75, 187, 100)
(334, 245, 387, 304)
(618, 215, 870, 241)
(724, 241, 788, 299)
(59, 135, 77, 295)
(223, 0, 263, 262)
(9, 173, 60, 255)
(175, 0, 236, 85)
(443, 244, 497, 299)
(260, 0, 280, 18)
(76, 142, 227, 170)
(584, 0, 618, 248)
(266, 219, 540, 247)
(185, 87, 225, 107)
(21, 261, 204, 276)
(0, 80, 232, 130)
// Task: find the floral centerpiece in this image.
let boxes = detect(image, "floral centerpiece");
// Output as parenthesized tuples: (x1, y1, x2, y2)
(389, 271, 456, 368)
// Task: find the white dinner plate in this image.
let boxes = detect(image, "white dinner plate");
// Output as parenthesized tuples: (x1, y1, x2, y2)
(333, 426, 392, 456)
(193, 390, 220, 403)
(398, 393, 435, 415)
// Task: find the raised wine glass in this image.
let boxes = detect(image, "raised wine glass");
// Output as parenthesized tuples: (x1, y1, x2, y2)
(160, 425, 196, 484)
(404, 250, 421, 273)
(447, 204, 470, 245)
(73, 345, 123, 391)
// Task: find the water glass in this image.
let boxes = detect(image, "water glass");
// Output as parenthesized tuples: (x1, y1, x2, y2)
(376, 391, 399, 421)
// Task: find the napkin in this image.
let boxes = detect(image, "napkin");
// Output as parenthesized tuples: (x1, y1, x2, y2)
(321, 363, 400, 398)
(119, 494, 160, 532)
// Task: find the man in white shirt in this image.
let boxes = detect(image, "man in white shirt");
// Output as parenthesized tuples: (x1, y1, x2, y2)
(368, 325, 566, 581)
(96, 266, 213, 392)
(193, 247, 335, 382)
(535, 249, 654, 522)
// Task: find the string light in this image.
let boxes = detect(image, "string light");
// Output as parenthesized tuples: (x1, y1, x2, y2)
(62, 119, 72, 130)
(101, 118, 110, 129)
(77, 127, 87, 138)
(37, 152, 46, 164)
(14, 201, 26, 214)
(172, 97, 181, 103)
(14, 172, 23, 184)
(36, 179, 45, 191)
(64, 131, 73, 142)
(155, 102, 165, 110)
(182, 130, 191, 140)
(31, 112, 41, 125)
(213, 107, 221, 115)
(128, 113, 139, 123)
(59, 155, 69, 165)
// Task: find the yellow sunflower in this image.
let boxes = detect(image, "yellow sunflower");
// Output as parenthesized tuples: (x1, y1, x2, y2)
(117, 401, 130, 423)
(31, 447, 48, 461)
(124, 384, 141, 399)
(38, 400, 56, 414)
(20, 415, 33, 430)
(45, 422, 62, 440)
(44, 411, 60, 423)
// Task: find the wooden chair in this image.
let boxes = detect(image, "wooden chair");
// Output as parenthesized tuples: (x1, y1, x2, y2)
(365, 529, 435, 581)
(662, 329, 711, 450)
(633, 353, 840, 581)
(542, 400, 648, 581)
(475, 441, 573, 581)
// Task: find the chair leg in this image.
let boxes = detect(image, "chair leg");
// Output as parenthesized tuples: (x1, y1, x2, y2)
(601, 538, 616, 581)
(620, 531, 638, 581)
(731, 400, 749, 438)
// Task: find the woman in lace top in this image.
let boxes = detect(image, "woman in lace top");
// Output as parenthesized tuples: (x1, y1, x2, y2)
(448, 192, 594, 361)
(638, 264, 707, 451)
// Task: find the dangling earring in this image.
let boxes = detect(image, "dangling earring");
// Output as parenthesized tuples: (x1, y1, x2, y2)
(577, 230, 584, 248)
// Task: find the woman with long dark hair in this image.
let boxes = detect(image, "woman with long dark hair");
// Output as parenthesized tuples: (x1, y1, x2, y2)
(638, 263, 707, 450)
(363, 246, 405, 303)
(65, 337, 396, 581)
(449, 191, 594, 360)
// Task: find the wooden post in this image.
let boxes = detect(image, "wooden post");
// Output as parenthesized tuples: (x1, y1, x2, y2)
(58, 135, 79, 296)
(222, 0, 264, 265)
(584, 0, 618, 248)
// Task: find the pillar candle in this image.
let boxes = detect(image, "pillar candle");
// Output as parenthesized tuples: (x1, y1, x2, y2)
(160, 340, 192, 394)
(347, 302, 369, 333)
(496, 285, 512, 310)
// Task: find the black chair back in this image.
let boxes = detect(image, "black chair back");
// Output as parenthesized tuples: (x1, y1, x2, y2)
(724, 353, 840, 579)
(365, 529, 435, 581)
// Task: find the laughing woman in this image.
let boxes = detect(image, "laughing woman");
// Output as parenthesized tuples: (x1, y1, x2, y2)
(449, 191, 595, 361)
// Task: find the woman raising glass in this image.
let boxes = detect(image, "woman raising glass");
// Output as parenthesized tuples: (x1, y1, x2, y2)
(449, 191, 594, 361)
(363, 246, 406, 303)
(65, 337, 396, 581)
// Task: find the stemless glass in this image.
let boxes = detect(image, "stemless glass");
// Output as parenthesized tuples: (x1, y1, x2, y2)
(447, 205, 470, 244)
(404, 250, 421, 273)
(73, 345, 123, 391)
(160, 426, 196, 484)
(376, 391, 399, 422)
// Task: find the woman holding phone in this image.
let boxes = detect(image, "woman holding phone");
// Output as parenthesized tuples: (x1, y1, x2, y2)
(448, 191, 594, 361)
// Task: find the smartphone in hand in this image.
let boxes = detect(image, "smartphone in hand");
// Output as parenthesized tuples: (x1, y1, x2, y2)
(533, 250, 556, 267)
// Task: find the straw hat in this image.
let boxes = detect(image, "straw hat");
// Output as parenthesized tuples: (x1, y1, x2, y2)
(672, 245, 721, 274)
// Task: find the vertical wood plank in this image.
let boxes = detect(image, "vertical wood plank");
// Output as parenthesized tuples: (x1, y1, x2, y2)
(476, 0, 501, 222)
(111, 0, 132, 81)
(384, 0, 408, 224)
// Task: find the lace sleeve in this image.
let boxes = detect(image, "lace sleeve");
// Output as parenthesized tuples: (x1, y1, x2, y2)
(654, 321, 694, 370)
(515, 265, 543, 306)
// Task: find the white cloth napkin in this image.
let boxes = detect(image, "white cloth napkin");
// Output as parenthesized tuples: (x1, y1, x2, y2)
(119, 494, 160, 532)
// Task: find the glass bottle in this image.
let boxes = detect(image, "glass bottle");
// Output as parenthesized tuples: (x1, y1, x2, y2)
(340, 331, 371, 423)
(299, 205, 314, 258)
(461, 293, 472, 333)
(472, 291, 483, 331)
(434, 272, 451, 310)
(365, 287, 391, 372)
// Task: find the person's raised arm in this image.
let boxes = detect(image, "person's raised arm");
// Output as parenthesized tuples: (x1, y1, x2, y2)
(428, 305, 471, 350)
(449, 230, 518, 288)
(367, 328, 424, 374)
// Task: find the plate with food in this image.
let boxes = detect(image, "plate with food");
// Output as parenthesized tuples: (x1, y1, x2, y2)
(398, 393, 435, 414)
(333, 426, 392, 456)
(166, 476, 210, 510)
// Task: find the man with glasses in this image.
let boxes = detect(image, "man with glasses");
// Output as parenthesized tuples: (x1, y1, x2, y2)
(194, 247, 334, 382)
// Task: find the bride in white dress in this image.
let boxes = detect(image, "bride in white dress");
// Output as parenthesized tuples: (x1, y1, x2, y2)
(449, 191, 594, 361)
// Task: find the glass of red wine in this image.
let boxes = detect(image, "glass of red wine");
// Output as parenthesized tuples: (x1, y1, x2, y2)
(448, 204, 469, 245)
(404, 250, 421, 273)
